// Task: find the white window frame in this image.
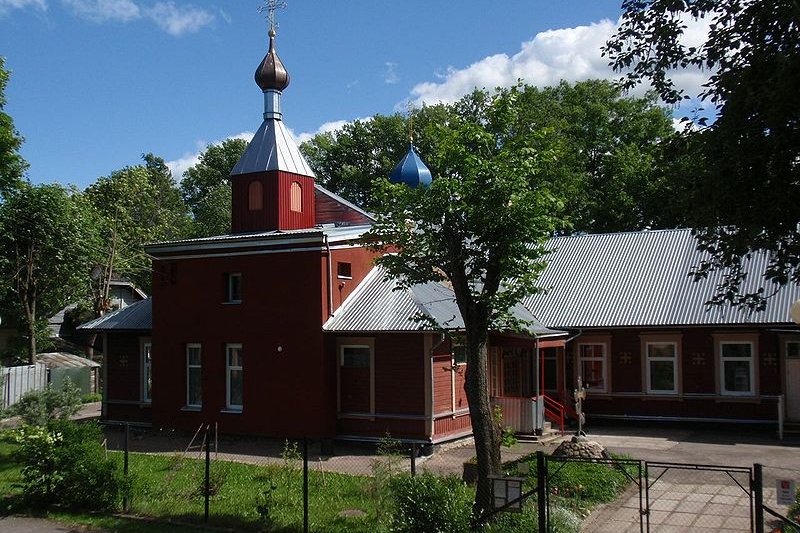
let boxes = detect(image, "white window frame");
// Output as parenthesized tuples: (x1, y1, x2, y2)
(186, 343, 202, 408)
(577, 342, 608, 393)
(141, 340, 152, 403)
(226, 344, 243, 411)
(645, 342, 679, 394)
(227, 273, 242, 304)
(719, 340, 755, 396)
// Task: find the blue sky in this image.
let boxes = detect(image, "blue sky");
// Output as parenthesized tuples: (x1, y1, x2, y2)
(0, 1, 707, 189)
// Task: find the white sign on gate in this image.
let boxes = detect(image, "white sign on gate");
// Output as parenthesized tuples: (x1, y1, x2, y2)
(777, 479, 796, 506)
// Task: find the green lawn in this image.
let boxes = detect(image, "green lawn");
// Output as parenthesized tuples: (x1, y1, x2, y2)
(1, 434, 635, 533)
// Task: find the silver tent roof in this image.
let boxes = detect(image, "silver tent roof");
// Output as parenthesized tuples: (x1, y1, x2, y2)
(230, 118, 315, 177)
(524, 228, 800, 328)
(78, 298, 152, 331)
(325, 266, 565, 337)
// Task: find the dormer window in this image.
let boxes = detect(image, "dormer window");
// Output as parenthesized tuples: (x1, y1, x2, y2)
(290, 181, 302, 212)
(248, 181, 263, 211)
(226, 273, 242, 303)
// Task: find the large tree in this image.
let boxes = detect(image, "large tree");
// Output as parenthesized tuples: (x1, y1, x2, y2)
(0, 184, 97, 362)
(84, 154, 190, 292)
(0, 57, 27, 193)
(605, 0, 800, 308)
(302, 80, 676, 230)
(180, 138, 248, 237)
(366, 86, 567, 518)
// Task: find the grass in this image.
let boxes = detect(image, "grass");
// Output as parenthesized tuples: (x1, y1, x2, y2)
(1, 430, 635, 533)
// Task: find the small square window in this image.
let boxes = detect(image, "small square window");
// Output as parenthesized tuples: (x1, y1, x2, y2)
(337, 262, 352, 279)
(453, 344, 467, 365)
(786, 341, 800, 359)
(341, 346, 370, 368)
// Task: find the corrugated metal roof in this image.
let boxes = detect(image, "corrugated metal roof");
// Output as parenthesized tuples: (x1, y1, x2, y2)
(524, 229, 800, 328)
(145, 223, 371, 252)
(78, 298, 152, 331)
(325, 266, 565, 336)
(38, 352, 100, 369)
(230, 118, 315, 177)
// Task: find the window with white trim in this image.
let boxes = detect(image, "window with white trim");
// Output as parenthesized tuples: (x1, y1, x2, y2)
(720, 341, 754, 395)
(186, 344, 202, 408)
(578, 343, 607, 392)
(142, 341, 152, 403)
(226, 344, 243, 410)
(646, 342, 678, 394)
(226, 273, 242, 303)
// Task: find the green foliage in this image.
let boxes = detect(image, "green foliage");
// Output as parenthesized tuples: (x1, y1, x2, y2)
(180, 138, 248, 237)
(388, 473, 473, 533)
(84, 154, 190, 293)
(0, 317, 53, 364)
(785, 489, 800, 533)
(10, 420, 122, 511)
(0, 57, 27, 192)
(9, 380, 82, 426)
(80, 392, 102, 403)
(493, 405, 517, 448)
(481, 502, 580, 533)
(606, 0, 800, 308)
(0, 184, 97, 361)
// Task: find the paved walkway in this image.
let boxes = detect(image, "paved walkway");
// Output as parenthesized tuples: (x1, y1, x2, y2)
(0, 516, 87, 533)
(580, 425, 800, 532)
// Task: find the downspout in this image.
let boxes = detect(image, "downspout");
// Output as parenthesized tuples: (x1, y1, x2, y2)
(534, 336, 541, 434)
(324, 234, 334, 317)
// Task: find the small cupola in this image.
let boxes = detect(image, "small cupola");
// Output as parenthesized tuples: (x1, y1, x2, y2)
(255, 28, 290, 93)
(389, 145, 433, 188)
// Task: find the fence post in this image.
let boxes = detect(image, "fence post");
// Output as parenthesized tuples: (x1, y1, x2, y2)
(410, 444, 417, 477)
(754, 463, 764, 533)
(204, 424, 210, 524)
(123, 423, 129, 513)
(537, 451, 547, 533)
(303, 438, 309, 533)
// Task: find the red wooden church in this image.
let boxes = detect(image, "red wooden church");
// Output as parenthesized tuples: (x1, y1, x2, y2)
(82, 23, 800, 443)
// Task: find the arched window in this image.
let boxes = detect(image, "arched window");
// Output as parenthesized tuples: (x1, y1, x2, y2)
(248, 181, 263, 211)
(290, 181, 302, 213)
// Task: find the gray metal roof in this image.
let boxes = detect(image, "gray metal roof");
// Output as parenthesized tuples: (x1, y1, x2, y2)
(78, 298, 152, 331)
(145, 224, 372, 254)
(38, 352, 100, 369)
(524, 228, 800, 328)
(230, 118, 315, 177)
(325, 266, 565, 337)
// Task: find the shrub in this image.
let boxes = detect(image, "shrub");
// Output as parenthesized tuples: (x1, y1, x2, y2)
(389, 472, 472, 533)
(80, 392, 102, 403)
(11, 420, 123, 511)
(9, 379, 82, 426)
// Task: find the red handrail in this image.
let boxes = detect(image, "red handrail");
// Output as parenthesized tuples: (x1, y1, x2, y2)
(542, 393, 565, 434)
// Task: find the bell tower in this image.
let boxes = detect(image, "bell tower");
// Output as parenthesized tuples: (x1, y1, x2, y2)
(230, 1, 316, 233)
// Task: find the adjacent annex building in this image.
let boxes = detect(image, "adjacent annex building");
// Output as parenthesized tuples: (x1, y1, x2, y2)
(82, 23, 800, 443)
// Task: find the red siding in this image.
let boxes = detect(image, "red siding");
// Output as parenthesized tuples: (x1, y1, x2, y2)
(231, 170, 315, 233)
(315, 190, 373, 226)
(375, 334, 424, 414)
(103, 332, 152, 423)
(322, 247, 379, 322)
(150, 249, 333, 437)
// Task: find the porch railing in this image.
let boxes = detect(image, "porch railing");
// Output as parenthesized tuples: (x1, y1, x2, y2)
(542, 394, 565, 434)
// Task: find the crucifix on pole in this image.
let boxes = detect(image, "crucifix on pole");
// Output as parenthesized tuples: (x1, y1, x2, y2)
(258, 0, 287, 33)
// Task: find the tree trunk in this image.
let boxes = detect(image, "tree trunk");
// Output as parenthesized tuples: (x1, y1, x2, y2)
(26, 310, 36, 364)
(464, 327, 501, 520)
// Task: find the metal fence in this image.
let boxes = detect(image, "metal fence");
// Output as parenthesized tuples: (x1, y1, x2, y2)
(102, 423, 422, 532)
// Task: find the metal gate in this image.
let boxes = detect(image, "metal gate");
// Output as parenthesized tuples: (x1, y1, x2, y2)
(645, 462, 754, 532)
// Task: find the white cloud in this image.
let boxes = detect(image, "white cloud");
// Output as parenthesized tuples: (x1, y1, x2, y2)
(145, 1, 214, 36)
(384, 62, 399, 85)
(166, 131, 254, 179)
(0, 0, 47, 15)
(61, 0, 140, 22)
(410, 17, 710, 106)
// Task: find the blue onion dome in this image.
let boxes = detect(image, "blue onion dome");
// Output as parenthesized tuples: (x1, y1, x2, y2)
(255, 29, 290, 92)
(389, 145, 433, 188)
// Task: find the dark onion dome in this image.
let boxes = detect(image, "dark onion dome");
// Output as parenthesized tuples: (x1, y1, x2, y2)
(389, 145, 433, 188)
(255, 29, 290, 92)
